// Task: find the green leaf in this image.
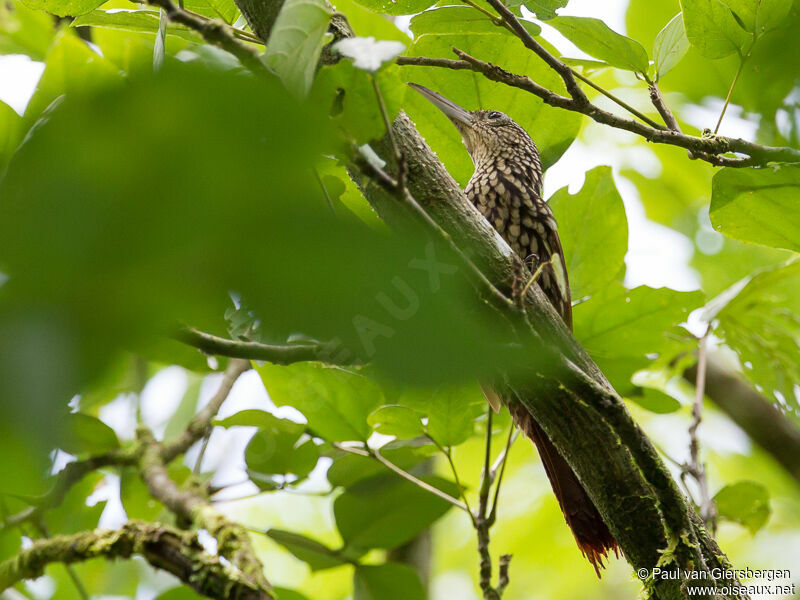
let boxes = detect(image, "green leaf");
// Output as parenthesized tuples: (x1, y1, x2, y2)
(313, 61, 406, 144)
(267, 529, 349, 571)
(216, 409, 303, 432)
(45, 472, 106, 535)
(60, 412, 120, 455)
(334, 474, 458, 549)
(561, 58, 612, 74)
(548, 166, 628, 301)
(653, 13, 690, 79)
(265, 0, 333, 97)
(154, 587, 205, 600)
(548, 16, 649, 73)
(354, 563, 425, 600)
(0, 1, 55, 60)
(70, 10, 204, 44)
(710, 165, 800, 253)
(351, 0, 437, 16)
(719, 0, 792, 33)
(710, 260, 800, 410)
(0, 100, 22, 172)
(403, 7, 579, 181)
(246, 423, 320, 488)
(120, 463, 191, 520)
(332, 0, 409, 42)
(257, 363, 384, 442)
(627, 388, 682, 414)
(425, 384, 485, 447)
(274, 588, 312, 600)
(25, 29, 121, 122)
(327, 444, 429, 487)
(19, 0, 103, 17)
(574, 284, 703, 391)
(367, 405, 424, 438)
(679, 0, 750, 59)
(508, 0, 568, 20)
(714, 480, 770, 534)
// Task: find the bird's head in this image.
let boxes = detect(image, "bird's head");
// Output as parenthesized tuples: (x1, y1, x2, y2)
(408, 83, 538, 168)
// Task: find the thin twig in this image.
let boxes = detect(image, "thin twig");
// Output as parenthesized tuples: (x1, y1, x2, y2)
(570, 68, 663, 129)
(648, 82, 681, 132)
(687, 326, 716, 534)
(476, 409, 499, 600)
(162, 357, 251, 462)
(144, 0, 272, 78)
(398, 49, 796, 167)
(429, 436, 476, 524)
(484, 0, 588, 105)
(520, 258, 552, 299)
(488, 427, 517, 526)
(714, 54, 747, 135)
(332, 443, 470, 512)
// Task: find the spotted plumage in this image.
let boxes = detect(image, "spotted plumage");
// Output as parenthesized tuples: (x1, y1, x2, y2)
(410, 83, 617, 576)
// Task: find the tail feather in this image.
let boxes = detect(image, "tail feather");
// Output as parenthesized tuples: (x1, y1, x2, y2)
(507, 400, 619, 577)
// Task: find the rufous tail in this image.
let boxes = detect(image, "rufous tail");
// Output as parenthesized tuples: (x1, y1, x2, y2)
(507, 400, 619, 577)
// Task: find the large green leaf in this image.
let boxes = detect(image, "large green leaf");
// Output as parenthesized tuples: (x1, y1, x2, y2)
(367, 405, 424, 438)
(264, 0, 333, 97)
(351, 0, 437, 16)
(256, 363, 383, 442)
(353, 563, 425, 600)
(266, 529, 350, 571)
(245, 421, 320, 488)
(574, 284, 703, 391)
(24, 29, 121, 122)
(679, 0, 750, 59)
(710, 165, 800, 253)
(20, 0, 103, 17)
(425, 384, 485, 447)
(508, 0, 568, 20)
(719, 0, 792, 33)
(0, 1, 55, 60)
(59, 412, 120, 455)
(0, 100, 22, 172)
(548, 16, 649, 73)
(548, 166, 628, 301)
(653, 12, 690, 79)
(714, 480, 770, 534)
(334, 474, 458, 549)
(402, 6, 579, 182)
(313, 61, 406, 144)
(709, 260, 800, 410)
(71, 10, 204, 44)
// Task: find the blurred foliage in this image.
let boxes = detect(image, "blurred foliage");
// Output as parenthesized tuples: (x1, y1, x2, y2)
(0, 0, 799, 598)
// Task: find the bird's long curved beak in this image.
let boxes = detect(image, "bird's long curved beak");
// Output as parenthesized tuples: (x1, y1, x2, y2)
(408, 83, 472, 125)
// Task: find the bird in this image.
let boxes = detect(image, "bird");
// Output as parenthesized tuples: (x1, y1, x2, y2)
(409, 82, 618, 576)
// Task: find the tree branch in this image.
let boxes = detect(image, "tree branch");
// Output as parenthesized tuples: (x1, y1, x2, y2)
(0, 521, 270, 599)
(174, 327, 347, 366)
(685, 359, 800, 487)
(398, 49, 798, 167)
(162, 357, 250, 461)
(138, 427, 272, 592)
(144, 0, 272, 78)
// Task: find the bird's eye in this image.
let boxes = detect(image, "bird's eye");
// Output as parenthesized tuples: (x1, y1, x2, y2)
(487, 111, 502, 120)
